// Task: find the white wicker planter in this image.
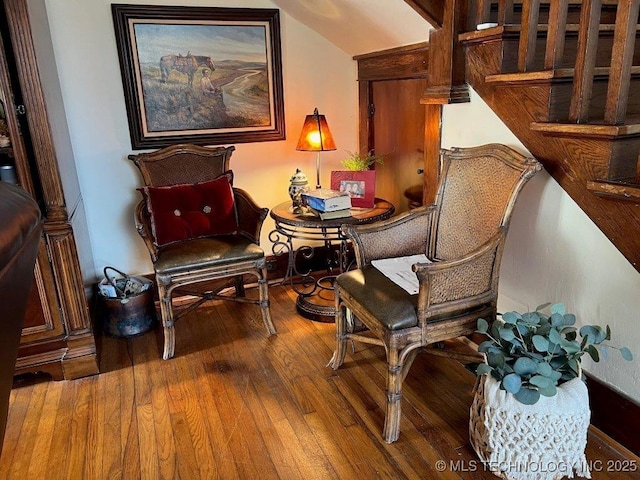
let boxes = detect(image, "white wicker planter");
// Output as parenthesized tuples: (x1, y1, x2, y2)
(469, 375, 591, 480)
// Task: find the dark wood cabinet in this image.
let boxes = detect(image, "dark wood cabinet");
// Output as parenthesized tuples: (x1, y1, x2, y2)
(0, 0, 98, 380)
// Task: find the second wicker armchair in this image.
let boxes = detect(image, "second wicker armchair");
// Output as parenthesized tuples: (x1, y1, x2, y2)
(328, 143, 542, 443)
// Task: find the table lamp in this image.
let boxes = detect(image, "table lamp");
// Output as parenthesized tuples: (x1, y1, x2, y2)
(296, 107, 336, 189)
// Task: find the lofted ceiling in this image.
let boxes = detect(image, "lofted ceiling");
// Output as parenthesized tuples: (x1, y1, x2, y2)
(271, 0, 433, 56)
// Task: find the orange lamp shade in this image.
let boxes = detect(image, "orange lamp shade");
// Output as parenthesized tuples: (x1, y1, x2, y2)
(296, 108, 336, 152)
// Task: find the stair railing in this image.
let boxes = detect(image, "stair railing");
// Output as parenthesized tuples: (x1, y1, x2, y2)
(470, 0, 639, 125)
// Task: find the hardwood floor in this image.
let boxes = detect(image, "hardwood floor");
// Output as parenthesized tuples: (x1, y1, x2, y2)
(1, 284, 639, 479)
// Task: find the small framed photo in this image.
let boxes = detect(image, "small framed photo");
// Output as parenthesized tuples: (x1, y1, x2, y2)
(330, 170, 376, 208)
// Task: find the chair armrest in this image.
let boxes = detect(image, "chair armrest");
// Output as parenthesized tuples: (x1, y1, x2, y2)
(134, 200, 160, 262)
(234, 187, 268, 244)
(342, 205, 436, 267)
(412, 228, 507, 323)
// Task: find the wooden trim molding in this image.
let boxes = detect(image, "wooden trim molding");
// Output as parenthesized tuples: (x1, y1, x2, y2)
(355, 42, 430, 81)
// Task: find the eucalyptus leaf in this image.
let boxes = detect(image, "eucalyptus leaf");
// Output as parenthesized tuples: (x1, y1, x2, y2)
(526, 352, 544, 362)
(536, 362, 553, 377)
(550, 312, 565, 327)
(522, 312, 541, 324)
(499, 327, 516, 342)
(580, 325, 606, 344)
(549, 328, 562, 345)
(476, 363, 493, 375)
(535, 302, 551, 311)
(620, 347, 633, 361)
(502, 373, 522, 394)
(538, 384, 557, 397)
(563, 313, 576, 326)
(568, 358, 580, 375)
(550, 303, 565, 315)
(514, 387, 541, 405)
(513, 357, 538, 376)
(478, 340, 496, 353)
(502, 311, 519, 324)
(477, 318, 489, 333)
(532, 335, 549, 352)
(491, 321, 501, 339)
(487, 351, 505, 369)
(562, 342, 581, 354)
(549, 370, 562, 382)
(529, 375, 552, 388)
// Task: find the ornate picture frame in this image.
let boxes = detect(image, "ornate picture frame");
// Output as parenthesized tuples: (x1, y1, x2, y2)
(330, 170, 376, 208)
(112, 4, 285, 149)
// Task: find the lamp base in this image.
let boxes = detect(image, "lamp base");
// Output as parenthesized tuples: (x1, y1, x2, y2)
(315, 152, 321, 189)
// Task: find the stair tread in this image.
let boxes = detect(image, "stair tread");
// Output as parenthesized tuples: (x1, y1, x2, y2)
(587, 180, 640, 202)
(459, 22, 637, 43)
(502, 23, 635, 33)
(531, 121, 640, 138)
(487, 66, 640, 84)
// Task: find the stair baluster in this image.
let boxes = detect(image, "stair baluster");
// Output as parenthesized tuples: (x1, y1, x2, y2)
(604, 0, 640, 126)
(544, 0, 569, 69)
(569, 0, 603, 123)
(518, 0, 542, 71)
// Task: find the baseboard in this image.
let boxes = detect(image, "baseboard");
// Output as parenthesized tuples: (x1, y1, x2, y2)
(586, 373, 640, 457)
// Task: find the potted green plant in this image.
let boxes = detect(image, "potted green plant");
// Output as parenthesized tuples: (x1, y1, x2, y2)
(469, 302, 633, 480)
(340, 150, 385, 171)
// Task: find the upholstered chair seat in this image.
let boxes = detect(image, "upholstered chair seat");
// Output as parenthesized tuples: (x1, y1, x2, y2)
(335, 267, 419, 331)
(153, 236, 264, 274)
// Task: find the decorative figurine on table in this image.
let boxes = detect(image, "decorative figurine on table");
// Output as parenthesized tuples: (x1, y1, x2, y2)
(288, 168, 309, 213)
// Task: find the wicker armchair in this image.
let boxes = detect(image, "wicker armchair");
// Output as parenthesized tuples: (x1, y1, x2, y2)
(129, 144, 276, 360)
(329, 143, 541, 443)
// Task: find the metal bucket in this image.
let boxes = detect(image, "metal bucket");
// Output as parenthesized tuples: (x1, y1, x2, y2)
(99, 266, 157, 338)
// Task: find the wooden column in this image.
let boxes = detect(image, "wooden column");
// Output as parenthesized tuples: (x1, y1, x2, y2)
(423, 104, 442, 205)
(421, 0, 470, 104)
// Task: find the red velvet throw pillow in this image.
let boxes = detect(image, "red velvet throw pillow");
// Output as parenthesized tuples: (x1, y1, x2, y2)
(140, 172, 238, 246)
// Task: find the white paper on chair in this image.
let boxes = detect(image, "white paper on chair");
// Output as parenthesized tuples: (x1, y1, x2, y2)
(371, 254, 431, 295)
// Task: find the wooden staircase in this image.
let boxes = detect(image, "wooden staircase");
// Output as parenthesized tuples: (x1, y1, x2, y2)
(452, 0, 640, 271)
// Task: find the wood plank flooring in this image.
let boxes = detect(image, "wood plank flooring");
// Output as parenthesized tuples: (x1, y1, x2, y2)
(1, 284, 639, 479)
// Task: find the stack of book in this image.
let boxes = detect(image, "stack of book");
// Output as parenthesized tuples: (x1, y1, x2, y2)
(301, 188, 352, 220)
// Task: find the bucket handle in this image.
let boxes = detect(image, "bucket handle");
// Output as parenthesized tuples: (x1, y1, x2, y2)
(103, 266, 130, 299)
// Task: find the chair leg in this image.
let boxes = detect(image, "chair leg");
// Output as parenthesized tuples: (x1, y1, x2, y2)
(157, 282, 176, 360)
(258, 266, 276, 335)
(328, 293, 347, 369)
(383, 346, 418, 443)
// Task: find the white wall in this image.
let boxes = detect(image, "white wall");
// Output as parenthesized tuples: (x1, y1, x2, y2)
(443, 89, 640, 403)
(42, 0, 358, 278)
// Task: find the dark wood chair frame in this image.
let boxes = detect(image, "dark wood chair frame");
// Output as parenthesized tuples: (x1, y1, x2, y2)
(129, 144, 276, 359)
(329, 143, 542, 443)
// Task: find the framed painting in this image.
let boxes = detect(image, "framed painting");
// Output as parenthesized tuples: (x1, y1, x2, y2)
(331, 170, 376, 208)
(112, 5, 285, 149)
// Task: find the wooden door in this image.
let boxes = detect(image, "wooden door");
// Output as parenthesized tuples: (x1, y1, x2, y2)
(371, 78, 427, 213)
(355, 43, 430, 215)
